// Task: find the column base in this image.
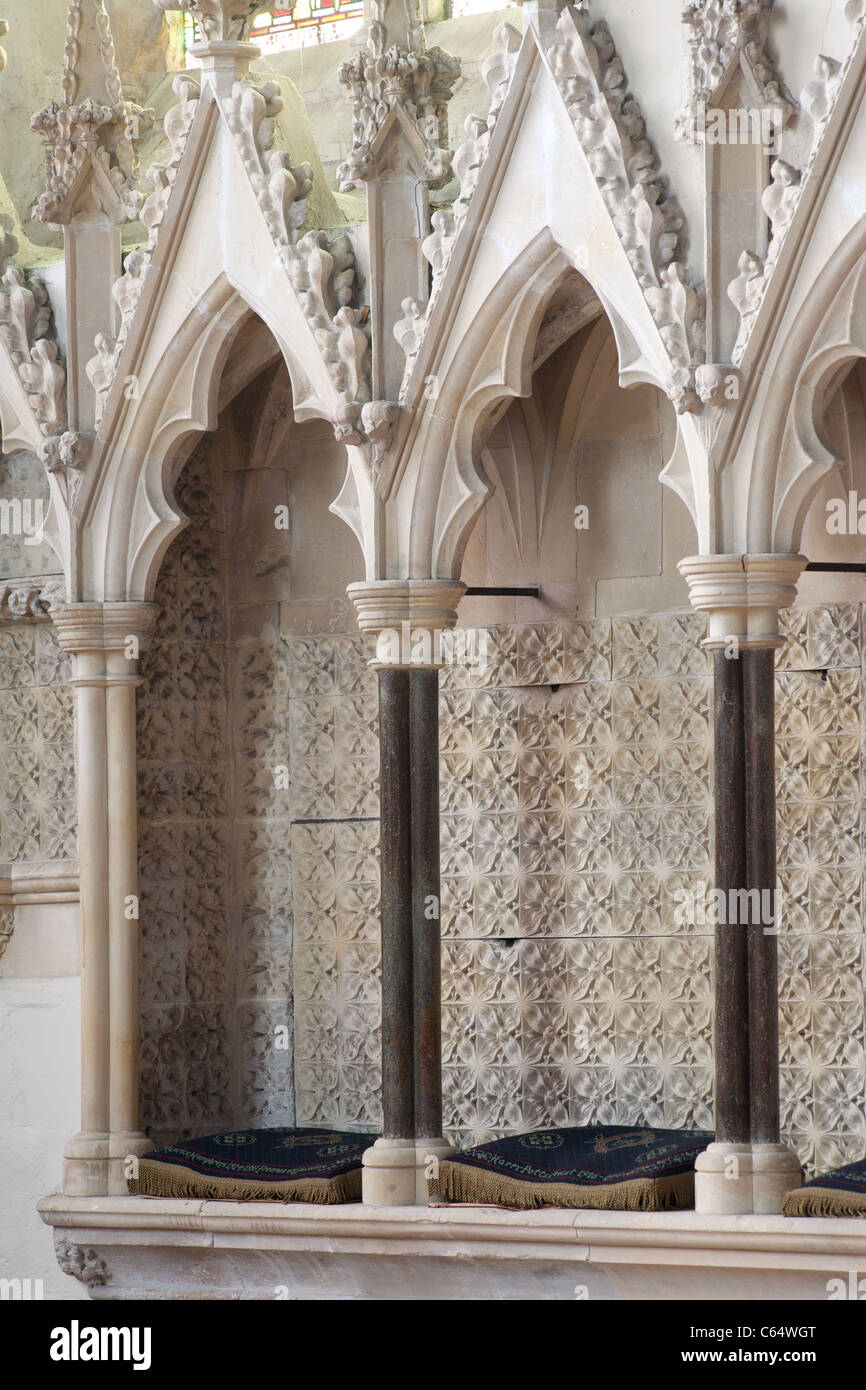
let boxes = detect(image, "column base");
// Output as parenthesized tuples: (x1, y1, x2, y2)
(63, 1132, 110, 1196)
(695, 1142, 802, 1215)
(108, 1132, 155, 1195)
(362, 1137, 454, 1206)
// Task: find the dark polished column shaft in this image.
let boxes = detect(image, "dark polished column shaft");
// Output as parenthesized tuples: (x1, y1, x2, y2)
(378, 669, 414, 1139)
(713, 650, 750, 1144)
(743, 648, 781, 1144)
(409, 668, 442, 1141)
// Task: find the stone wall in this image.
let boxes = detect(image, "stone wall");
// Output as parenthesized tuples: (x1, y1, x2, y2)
(0, 621, 74, 863)
(136, 366, 361, 1143)
(291, 607, 866, 1179)
(137, 442, 295, 1142)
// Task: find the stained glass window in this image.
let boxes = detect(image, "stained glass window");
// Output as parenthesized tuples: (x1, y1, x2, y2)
(450, 0, 517, 14)
(183, 2, 365, 57)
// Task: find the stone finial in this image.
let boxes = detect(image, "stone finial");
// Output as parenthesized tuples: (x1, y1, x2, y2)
(154, 0, 264, 44)
(31, 1, 151, 227)
(336, 13, 461, 191)
(0, 19, 8, 74)
(675, 0, 795, 143)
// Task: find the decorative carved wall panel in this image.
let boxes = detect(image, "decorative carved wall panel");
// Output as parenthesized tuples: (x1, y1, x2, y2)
(0, 622, 74, 863)
(2, 579, 861, 1174)
(289, 610, 865, 1176)
(137, 442, 293, 1141)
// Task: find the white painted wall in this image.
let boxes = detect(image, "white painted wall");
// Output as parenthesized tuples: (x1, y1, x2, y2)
(0, 971, 87, 1300)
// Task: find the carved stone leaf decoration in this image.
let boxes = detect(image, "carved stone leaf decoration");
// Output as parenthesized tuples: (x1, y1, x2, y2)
(0, 267, 67, 435)
(223, 79, 313, 251)
(548, 7, 706, 413)
(86, 75, 200, 426)
(727, 0, 865, 367)
(217, 76, 371, 406)
(417, 22, 521, 322)
(675, 0, 795, 143)
(0, 909, 13, 961)
(336, 24, 461, 191)
(31, 1, 150, 228)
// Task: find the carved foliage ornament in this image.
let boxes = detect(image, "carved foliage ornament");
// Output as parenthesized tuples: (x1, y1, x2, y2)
(549, 7, 705, 414)
(85, 75, 201, 426)
(413, 21, 521, 346)
(0, 222, 67, 437)
(223, 77, 371, 404)
(727, 3, 865, 363)
(336, 22, 461, 190)
(676, 0, 795, 142)
(31, 1, 151, 227)
(0, 910, 12, 961)
(155, 0, 264, 43)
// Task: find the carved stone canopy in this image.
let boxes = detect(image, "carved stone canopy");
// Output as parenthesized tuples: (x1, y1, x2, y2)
(154, 0, 267, 44)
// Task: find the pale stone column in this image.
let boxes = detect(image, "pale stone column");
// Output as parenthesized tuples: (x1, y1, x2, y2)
(53, 602, 158, 1196)
(679, 555, 806, 1215)
(348, 580, 464, 1204)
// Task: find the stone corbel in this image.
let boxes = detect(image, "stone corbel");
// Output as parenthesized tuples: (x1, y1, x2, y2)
(678, 553, 806, 647)
(0, 577, 66, 625)
(39, 430, 92, 511)
(55, 1237, 109, 1288)
(695, 363, 743, 407)
(0, 859, 79, 962)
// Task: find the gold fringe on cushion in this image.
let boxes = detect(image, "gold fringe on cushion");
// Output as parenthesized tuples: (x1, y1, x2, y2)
(128, 1158, 362, 1204)
(782, 1186, 866, 1219)
(428, 1160, 696, 1212)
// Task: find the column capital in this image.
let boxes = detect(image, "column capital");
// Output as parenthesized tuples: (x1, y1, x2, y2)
(347, 579, 466, 667)
(51, 601, 159, 655)
(678, 553, 806, 649)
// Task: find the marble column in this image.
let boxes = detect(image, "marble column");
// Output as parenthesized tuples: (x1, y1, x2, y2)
(348, 580, 463, 1204)
(53, 602, 158, 1196)
(679, 556, 805, 1214)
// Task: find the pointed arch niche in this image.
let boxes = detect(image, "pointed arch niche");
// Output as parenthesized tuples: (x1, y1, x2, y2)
(135, 314, 371, 1145)
(430, 297, 716, 1149)
(797, 357, 866, 604)
(458, 292, 700, 625)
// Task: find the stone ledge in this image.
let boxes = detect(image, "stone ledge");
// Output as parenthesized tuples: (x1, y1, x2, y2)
(0, 859, 79, 907)
(37, 1196, 866, 1301)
